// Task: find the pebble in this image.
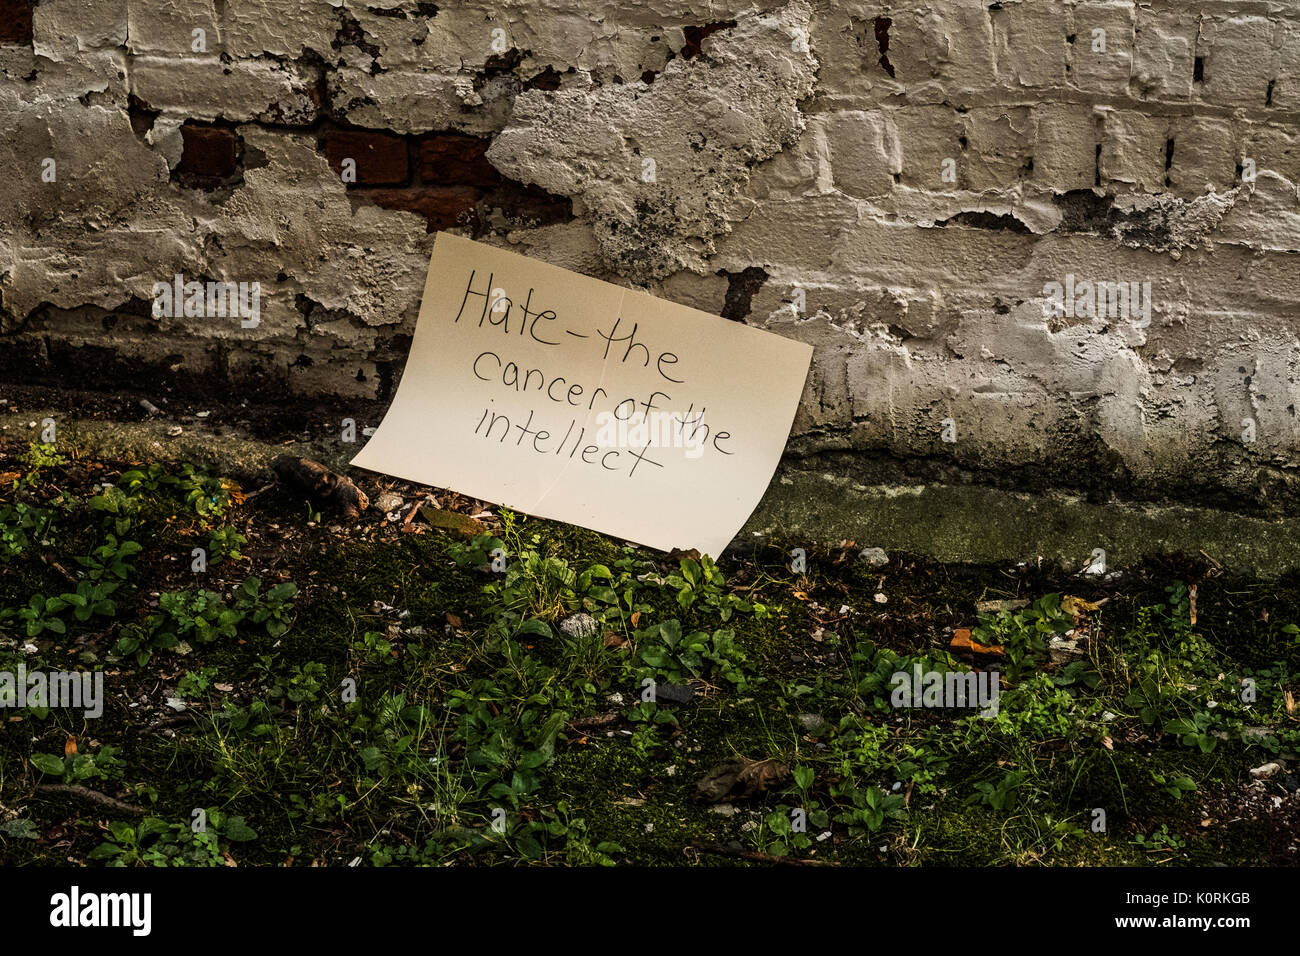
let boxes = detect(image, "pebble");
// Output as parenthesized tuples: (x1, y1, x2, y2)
(559, 613, 600, 639)
(859, 547, 889, 567)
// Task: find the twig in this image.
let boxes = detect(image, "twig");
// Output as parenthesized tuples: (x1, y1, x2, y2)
(567, 711, 620, 731)
(39, 554, 78, 584)
(34, 784, 148, 815)
(142, 711, 199, 732)
(242, 482, 277, 501)
(691, 843, 834, 866)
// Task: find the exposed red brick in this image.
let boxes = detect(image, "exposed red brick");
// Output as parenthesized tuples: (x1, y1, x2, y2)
(681, 20, 735, 59)
(0, 0, 33, 45)
(482, 181, 572, 227)
(322, 129, 409, 185)
(418, 134, 500, 188)
(523, 66, 563, 92)
(366, 186, 480, 232)
(175, 125, 239, 184)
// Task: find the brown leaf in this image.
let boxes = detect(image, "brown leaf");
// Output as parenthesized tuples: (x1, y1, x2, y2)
(630, 611, 641, 627)
(64, 735, 77, 757)
(446, 612, 463, 628)
(1286, 690, 1296, 715)
(695, 757, 790, 803)
(950, 628, 1004, 657)
(1101, 736, 1114, 750)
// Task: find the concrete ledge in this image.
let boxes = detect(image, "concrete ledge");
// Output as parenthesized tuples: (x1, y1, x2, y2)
(743, 463, 1300, 577)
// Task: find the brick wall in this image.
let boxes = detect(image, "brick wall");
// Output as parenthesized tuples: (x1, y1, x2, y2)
(2, 1, 1298, 508)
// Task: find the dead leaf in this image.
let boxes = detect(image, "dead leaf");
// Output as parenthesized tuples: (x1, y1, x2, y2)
(64, 735, 77, 757)
(446, 612, 463, 628)
(630, 611, 641, 627)
(695, 757, 790, 803)
(950, 628, 1004, 657)
(1061, 595, 1101, 617)
(1286, 690, 1295, 715)
(1102, 736, 1113, 750)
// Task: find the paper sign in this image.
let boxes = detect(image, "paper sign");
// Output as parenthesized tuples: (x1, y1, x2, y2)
(351, 233, 812, 556)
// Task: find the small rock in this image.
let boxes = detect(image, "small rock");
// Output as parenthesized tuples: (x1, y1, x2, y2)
(375, 492, 404, 513)
(1281, 775, 1299, 793)
(654, 682, 695, 705)
(859, 547, 889, 567)
(166, 425, 183, 437)
(710, 804, 739, 817)
(164, 697, 187, 712)
(873, 593, 887, 604)
(607, 692, 625, 706)
(797, 713, 829, 735)
(975, 598, 1030, 614)
(559, 613, 600, 640)
(1048, 636, 1084, 664)
(1249, 762, 1281, 780)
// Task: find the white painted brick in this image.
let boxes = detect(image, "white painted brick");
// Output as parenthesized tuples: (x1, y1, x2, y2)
(824, 109, 894, 199)
(892, 105, 963, 190)
(1032, 103, 1098, 191)
(1070, 2, 1134, 96)
(1100, 110, 1167, 192)
(1131, 9, 1195, 100)
(1199, 16, 1279, 108)
(991, 1, 1067, 90)
(963, 106, 1034, 190)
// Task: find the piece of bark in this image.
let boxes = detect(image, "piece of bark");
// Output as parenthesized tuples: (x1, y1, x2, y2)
(271, 456, 369, 518)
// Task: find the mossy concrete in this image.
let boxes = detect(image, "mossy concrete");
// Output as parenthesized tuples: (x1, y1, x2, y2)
(9, 408, 1297, 576)
(741, 462, 1300, 577)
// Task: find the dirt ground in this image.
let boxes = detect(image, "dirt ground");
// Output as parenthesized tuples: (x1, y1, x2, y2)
(1, 418, 1298, 867)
